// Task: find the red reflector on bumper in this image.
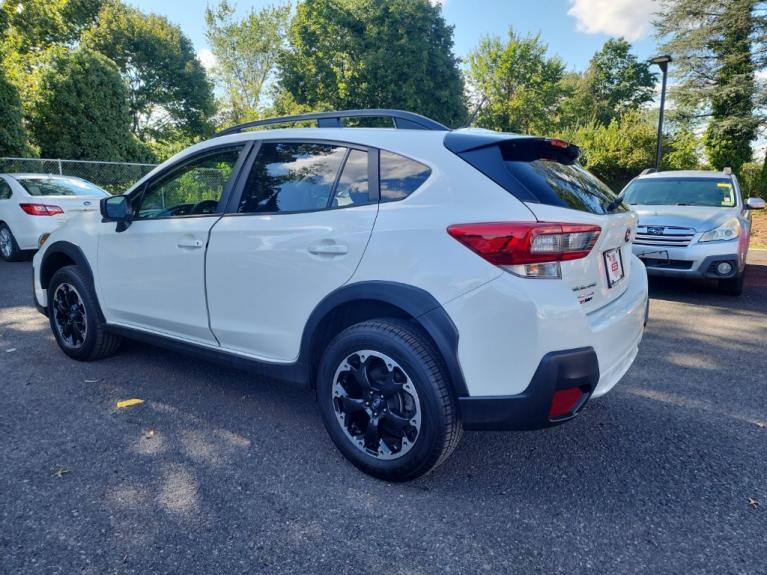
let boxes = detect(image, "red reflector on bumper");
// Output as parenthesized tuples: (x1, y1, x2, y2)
(549, 388, 583, 418)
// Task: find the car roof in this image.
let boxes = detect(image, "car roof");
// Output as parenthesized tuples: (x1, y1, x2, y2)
(2, 173, 90, 181)
(636, 170, 731, 180)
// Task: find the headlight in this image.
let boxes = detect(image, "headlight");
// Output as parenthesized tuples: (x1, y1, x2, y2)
(698, 218, 741, 242)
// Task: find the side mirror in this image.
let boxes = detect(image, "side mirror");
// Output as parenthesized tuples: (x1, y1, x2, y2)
(100, 195, 132, 231)
(746, 197, 766, 210)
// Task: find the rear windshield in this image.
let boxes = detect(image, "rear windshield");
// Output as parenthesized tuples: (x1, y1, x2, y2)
(16, 177, 108, 197)
(623, 178, 736, 207)
(450, 138, 624, 215)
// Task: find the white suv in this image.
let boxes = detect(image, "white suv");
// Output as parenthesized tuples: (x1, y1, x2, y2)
(32, 110, 648, 481)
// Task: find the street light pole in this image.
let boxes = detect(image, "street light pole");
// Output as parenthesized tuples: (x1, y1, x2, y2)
(649, 55, 672, 171)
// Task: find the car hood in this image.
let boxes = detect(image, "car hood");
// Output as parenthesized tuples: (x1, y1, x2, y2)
(630, 205, 737, 232)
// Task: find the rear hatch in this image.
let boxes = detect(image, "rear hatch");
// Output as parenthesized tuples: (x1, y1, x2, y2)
(39, 195, 103, 219)
(445, 131, 637, 313)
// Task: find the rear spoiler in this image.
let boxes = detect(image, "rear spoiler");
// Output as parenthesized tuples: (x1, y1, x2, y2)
(444, 132, 581, 161)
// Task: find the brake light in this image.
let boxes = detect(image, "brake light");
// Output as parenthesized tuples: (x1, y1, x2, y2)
(19, 203, 64, 216)
(447, 222, 601, 278)
(547, 138, 570, 149)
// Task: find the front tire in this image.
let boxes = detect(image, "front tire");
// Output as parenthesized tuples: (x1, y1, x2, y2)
(48, 265, 122, 361)
(718, 270, 745, 296)
(0, 223, 24, 262)
(317, 319, 462, 481)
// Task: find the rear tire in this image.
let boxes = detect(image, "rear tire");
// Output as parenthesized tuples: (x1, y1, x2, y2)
(718, 270, 745, 296)
(316, 319, 462, 481)
(0, 223, 24, 262)
(48, 265, 122, 361)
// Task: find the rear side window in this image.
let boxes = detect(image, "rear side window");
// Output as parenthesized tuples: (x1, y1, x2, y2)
(0, 179, 11, 200)
(239, 143, 347, 213)
(379, 150, 431, 202)
(448, 136, 623, 215)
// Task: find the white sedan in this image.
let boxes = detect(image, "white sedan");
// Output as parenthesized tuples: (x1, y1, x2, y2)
(0, 174, 110, 261)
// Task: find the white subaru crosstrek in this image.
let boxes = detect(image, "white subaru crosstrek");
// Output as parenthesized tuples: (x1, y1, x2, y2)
(32, 110, 648, 480)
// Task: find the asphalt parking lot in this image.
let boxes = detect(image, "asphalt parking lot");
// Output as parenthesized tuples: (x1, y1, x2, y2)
(1, 254, 766, 575)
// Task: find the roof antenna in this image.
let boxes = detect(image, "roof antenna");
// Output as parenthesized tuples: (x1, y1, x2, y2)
(463, 95, 487, 128)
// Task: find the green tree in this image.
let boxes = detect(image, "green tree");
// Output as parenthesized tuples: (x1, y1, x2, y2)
(279, 0, 466, 127)
(467, 29, 565, 134)
(0, 66, 28, 155)
(29, 48, 143, 161)
(82, 2, 215, 141)
(656, 0, 761, 172)
(560, 110, 701, 190)
(206, 0, 291, 124)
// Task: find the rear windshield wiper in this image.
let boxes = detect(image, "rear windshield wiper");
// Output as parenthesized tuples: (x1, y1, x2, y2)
(606, 195, 625, 212)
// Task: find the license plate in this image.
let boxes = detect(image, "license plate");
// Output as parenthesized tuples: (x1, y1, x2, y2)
(604, 248, 624, 288)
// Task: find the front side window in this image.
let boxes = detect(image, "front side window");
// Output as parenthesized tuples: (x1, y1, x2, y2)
(238, 142, 347, 214)
(379, 151, 431, 202)
(135, 146, 244, 219)
(623, 178, 737, 207)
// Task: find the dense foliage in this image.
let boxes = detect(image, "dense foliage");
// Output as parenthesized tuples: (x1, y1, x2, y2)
(0, 67, 28, 156)
(467, 30, 565, 134)
(279, 0, 467, 127)
(29, 49, 142, 161)
(656, 0, 764, 173)
(205, 0, 291, 124)
(82, 2, 215, 142)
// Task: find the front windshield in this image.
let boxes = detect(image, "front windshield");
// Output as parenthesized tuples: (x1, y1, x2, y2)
(623, 177, 736, 207)
(16, 176, 109, 197)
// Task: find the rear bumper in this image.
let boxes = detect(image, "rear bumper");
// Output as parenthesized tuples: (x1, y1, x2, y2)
(460, 347, 599, 431)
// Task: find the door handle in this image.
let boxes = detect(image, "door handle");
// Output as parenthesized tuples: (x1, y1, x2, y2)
(308, 241, 348, 256)
(177, 237, 204, 249)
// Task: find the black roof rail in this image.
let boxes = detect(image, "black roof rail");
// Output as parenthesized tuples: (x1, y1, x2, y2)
(214, 109, 449, 137)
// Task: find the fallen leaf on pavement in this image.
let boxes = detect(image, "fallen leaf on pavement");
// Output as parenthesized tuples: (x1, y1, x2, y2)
(748, 498, 760, 509)
(116, 398, 144, 409)
(144, 429, 156, 439)
(52, 467, 70, 478)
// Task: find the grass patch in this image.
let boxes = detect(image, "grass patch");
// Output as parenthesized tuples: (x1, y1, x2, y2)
(752, 209, 767, 249)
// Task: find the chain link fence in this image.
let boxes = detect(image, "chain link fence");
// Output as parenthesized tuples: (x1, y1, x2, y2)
(0, 157, 158, 195)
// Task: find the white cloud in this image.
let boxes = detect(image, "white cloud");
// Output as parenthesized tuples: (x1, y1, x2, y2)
(567, 0, 655, 42)
(196, 48, 217, 72)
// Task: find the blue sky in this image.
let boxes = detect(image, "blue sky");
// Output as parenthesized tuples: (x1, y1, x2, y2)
(127, 0, 660, 72)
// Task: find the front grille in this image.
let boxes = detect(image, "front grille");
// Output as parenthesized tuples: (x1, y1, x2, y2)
(634, 225, 695, 248)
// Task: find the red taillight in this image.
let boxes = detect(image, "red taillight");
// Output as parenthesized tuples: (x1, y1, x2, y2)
(19, 203, 64, 216)
(549, 387, 584, 419)
(447, 222, 601, 265)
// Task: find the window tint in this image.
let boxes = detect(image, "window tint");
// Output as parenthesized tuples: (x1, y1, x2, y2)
(379, 151, 431, 202)
(0, 179, 11, 200)
(332, 149, 369, 207)
(239, 143, 346, 213)
(16, 176, 107, 197)
(135, 146, 243, 219)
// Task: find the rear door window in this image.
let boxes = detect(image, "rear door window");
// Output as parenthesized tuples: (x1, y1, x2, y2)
(238, 142, 347, 213)
(332, 149, 370, 207)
